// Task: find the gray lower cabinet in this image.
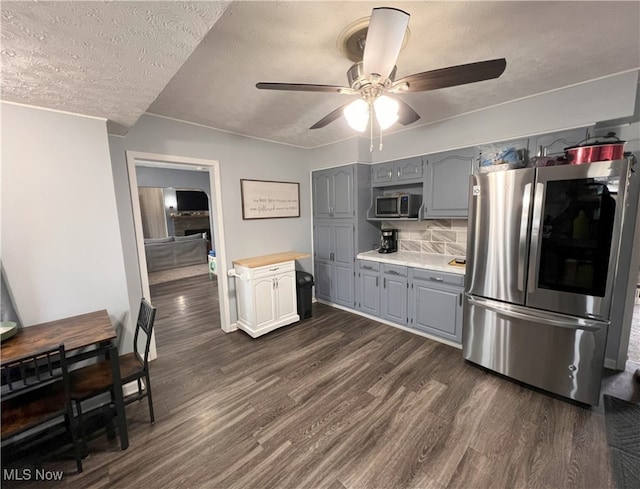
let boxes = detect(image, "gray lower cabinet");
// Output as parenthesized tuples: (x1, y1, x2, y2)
(356, 260, 464, 344)
(423, 147, 476, 218)
(314, 219, 355, 308)
(408, 268, 464, 343)
(380, 264, 408, 325)
(356, 260, 380, 317)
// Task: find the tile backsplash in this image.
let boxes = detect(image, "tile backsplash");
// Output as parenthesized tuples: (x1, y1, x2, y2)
(383, 219, 468, 257)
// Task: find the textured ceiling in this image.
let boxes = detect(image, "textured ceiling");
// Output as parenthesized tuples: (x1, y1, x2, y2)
(1, 1, 639, 146)
(0, 1, 229, 134)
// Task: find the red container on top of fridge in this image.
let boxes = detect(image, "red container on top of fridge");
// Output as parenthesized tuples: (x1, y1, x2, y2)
(564, 132, 626, 164)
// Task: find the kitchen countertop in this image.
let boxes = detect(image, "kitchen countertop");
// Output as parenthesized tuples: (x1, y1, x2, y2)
(357, 250, 466, 275)
(233, 251, 310, 268)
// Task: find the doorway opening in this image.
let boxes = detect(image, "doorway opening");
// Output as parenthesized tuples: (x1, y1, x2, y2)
(126, 151, 232, 360)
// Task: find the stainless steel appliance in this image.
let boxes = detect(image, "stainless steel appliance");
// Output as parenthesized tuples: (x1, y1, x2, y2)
(375, 194, 422, 218)
(379, 229, 398, 253)
(464, 159, 633, 405)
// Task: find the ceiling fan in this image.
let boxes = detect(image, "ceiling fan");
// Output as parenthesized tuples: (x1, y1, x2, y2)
(256, 7, 506, 150)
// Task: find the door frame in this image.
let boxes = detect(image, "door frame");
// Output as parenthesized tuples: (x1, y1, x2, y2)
(126, 151, 233, 343)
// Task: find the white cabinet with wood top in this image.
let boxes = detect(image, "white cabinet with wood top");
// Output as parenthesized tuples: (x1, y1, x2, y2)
(231, 252, 309, 338)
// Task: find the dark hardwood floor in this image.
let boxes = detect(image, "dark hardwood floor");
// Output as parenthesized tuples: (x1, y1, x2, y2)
(3, 274, 613, 488)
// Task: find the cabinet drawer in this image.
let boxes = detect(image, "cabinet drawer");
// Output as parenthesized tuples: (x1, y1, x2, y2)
(251, 261, 295, 279)
(358, 260, 380, 272)
(383, 264, 408, 277)
(411, 268, 463, 287)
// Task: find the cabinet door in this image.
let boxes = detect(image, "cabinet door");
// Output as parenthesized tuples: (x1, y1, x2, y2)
(381, 274, 408, 324)
(275, 272, 297, 319)
(371, 162, 394, 185)
(394, 156, 423, 183)
(332, 166, 355, 218)
(532, 128, 589, 157)
(357, 269, 380, 316)
(333, 222, 355, 307)
(410, 281, 463, 343)
(313, 221, 333, 261)
(315, 260, 332, 301)
(313, 170, 332, 218)
(424, 148, 475, 218)
(253, 277, 276, 329)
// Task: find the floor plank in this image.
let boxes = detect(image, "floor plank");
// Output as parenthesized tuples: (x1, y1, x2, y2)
(1, 274, 614, 488)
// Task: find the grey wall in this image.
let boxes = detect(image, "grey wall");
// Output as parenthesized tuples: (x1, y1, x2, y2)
(136, 166, 211, 237)
(1, 103, 133, 351)
(109, 114, 312, 328)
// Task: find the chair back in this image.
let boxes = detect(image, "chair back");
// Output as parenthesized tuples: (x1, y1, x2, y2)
(1, 344, 69, 400)
(133, 298, 156, 367)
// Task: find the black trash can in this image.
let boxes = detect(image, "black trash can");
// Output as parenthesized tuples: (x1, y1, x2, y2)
(296, 271, 314, 320)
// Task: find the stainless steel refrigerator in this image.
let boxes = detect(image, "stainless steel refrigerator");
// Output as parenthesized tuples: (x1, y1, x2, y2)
(463, 159, 633, 405)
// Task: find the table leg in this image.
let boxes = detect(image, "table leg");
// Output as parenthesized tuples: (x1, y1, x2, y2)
(109, 344, 129, 450)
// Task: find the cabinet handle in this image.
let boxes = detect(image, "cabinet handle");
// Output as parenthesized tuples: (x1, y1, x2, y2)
(376, 276, 379, 287)
(362, 265, 374, 270)
(397, 169, 400, 178)
(383, 277, 386, 288)
(387, 270, 401, 275)
(330, 252, 335, 261)
(429, 277, 444, 282)
(269, 267, 279, 272)
(459, 293, 463, 306)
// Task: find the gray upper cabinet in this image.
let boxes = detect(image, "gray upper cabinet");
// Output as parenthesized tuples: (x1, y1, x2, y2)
(531, 127, 589, 157)
(423, 147, 476, 219)
(371, 156, 423, 187)
(313, 166, 354, 218)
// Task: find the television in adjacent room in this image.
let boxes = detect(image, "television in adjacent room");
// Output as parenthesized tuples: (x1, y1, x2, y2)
(176, 190, 208, 212)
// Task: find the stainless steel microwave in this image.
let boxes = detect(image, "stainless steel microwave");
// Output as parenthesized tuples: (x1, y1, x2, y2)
(375, 194, 422, 218)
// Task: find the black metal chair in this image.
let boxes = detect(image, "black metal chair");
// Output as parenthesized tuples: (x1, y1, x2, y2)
(1, 344, 84, 473)
(70, 299, 157, 432)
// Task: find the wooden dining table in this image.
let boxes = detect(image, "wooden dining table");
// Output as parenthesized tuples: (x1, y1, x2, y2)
(0, 309, 129, 450)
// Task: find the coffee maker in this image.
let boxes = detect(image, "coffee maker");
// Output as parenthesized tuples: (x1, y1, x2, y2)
(379, 229, 398, 254)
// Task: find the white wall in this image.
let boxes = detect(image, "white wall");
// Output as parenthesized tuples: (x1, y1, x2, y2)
(1, 103, 132, 348)
(369, 71, 639, 162)
(108, 114, 313, 328)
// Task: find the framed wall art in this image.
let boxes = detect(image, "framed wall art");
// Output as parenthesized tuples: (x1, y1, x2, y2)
(240, 179, 300, 220)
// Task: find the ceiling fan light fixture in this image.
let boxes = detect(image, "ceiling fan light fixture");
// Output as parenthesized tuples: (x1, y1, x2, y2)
(362, 7, 410, 82)
(343, 98, 370, 132)
(374, 95, 399, 130)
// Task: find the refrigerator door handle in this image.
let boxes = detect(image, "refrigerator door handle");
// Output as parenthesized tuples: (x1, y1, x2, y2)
(517, 183, 532, 291)
(466, 295, 606, 332)
(527, 182, 545, 293)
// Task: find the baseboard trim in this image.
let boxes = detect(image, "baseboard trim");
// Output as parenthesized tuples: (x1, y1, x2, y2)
(604, 358, 619, 370)
(315, 299, 462, 349)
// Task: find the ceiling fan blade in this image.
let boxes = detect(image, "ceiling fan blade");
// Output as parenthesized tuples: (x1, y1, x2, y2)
(362, 7, 409, 82)
(310, 102, 352, 130)
(397, 58, 507, 92)
(256, 82, 349, 93)
(397, 99, 420, 126)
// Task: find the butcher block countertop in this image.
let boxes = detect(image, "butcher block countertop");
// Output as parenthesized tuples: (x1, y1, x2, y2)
(233, 251, 310, 268)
